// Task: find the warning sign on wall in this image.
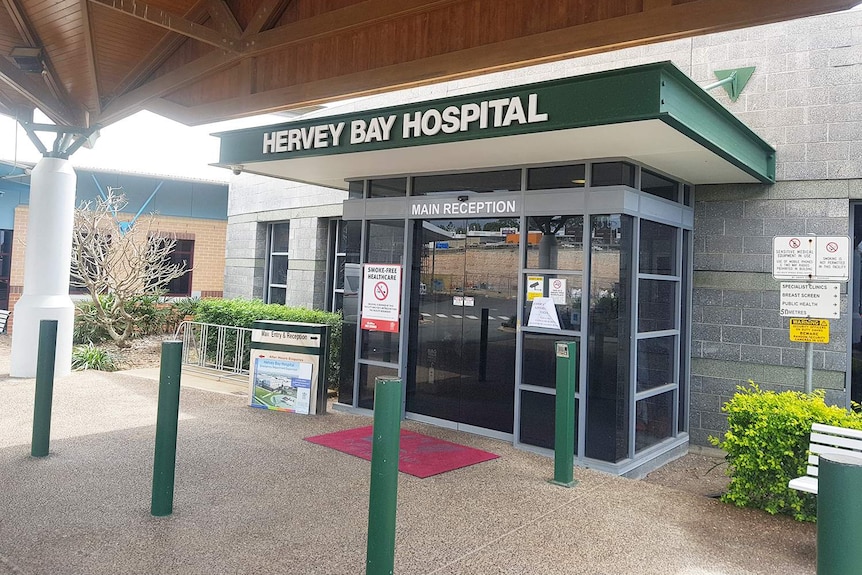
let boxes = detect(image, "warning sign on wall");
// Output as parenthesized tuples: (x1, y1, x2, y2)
(789, 318, 830, 343)
(360, 264, 402, 333)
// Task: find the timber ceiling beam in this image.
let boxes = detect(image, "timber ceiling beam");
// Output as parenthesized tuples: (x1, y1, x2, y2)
(88, 0, 241, 53)
(79, 0, 101, 117)
(242, 0, 291, 37)
(205, 0, 242, 38)
(0, 56, 79, 125)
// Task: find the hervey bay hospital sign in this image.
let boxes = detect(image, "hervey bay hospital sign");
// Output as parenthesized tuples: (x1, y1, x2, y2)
(216, 63, 774, 187)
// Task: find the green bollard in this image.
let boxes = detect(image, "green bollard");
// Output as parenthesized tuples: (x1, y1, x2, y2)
(817, 453, 862, 575)
(151, 340, 183, 517)
(366, 376, 403, 575)
(550, 341, 578, 488)
(31, 319, 58, 458)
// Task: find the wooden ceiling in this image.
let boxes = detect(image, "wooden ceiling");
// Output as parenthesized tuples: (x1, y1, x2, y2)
(0, 0, 859, 130)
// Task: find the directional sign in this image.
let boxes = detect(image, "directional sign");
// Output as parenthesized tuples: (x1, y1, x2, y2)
(361, 264, 402, 332)
(773, 236, 850, 281)
(779, 282, 840, 318)
(789, 318, 830, 343)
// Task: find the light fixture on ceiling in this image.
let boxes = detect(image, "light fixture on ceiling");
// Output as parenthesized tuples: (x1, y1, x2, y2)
(9, 47, 44, 74)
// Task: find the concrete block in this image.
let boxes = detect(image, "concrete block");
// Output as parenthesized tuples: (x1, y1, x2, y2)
(806, 142, 849, 162)
(693, 288, 722, 306)
(823, 352, 848, 372)
(692, 323, 721, 343)
(775, 143, 807, 163)
(786, 87, 829, 107)
(700, 342, 741, 361)
(741, 308, 785, 329)
(691, 392, 723, 412)
(762, 290, 780, 309)
(829, 160, 862, 179)
(700, 411, 729, 433)
(692, 217, 726, 236)
(742, 236, 772, 255)
(694, 253, 724, 271)
(722, 325, 761, 345)
(784, 199, 830, 217)
(762, 327, 794, 348)
(727, 218, 765, 236)
(743, 200, 784, 218)
(701, 201, 744, 219)
(806, 218, 848, 235)
(763, 218, 806, 236)
(829, 121, 862, 142)
(741, 345, 782, 365)
(705, 236, 743, 254)
(780, 348, 806, 368)
(722, 290, 763, 308)
(786, 124, 828, 145)
(733, 254, 767, 273)
(690, 375, 703, 392)
(702, 306, 742, 325)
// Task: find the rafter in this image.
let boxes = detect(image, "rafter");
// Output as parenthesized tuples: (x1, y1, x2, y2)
(88, 0, 240, 53)
(79, 0, 101, 117)
(0, 56, 79, 125)
(242, 0, 291, 37)
(205, 0, 242, 38)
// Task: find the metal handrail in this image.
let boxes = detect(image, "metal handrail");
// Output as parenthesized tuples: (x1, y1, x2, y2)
(174, 320, 253, 383)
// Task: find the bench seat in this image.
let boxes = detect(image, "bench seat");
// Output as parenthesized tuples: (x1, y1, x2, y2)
(788, 423, 862, 496)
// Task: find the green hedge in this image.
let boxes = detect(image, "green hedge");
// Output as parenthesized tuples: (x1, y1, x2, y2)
(711, 382, 862, 521)
(193, 298, 342, 390)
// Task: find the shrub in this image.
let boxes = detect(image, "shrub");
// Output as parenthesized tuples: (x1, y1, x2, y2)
(74, 295, 182, 344)
(711, 382, 862, 521)
(71, 342, 118, 371)
(193, 299, 342, 389)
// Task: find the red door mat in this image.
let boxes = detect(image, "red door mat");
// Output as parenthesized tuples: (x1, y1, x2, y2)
(304, 426, 499, 478)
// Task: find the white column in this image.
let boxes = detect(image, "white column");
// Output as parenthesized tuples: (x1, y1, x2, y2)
(10, 157, 76, 378)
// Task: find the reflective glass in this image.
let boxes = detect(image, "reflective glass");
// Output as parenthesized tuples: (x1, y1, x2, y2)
(271, 222, 290, 253)
(269, 255, 288, 285)
(638, 279, 676, 332)
(635, 391, 674, 452)
(527, 164, 585, 190)
(412, 169, 521, 195)
(522, 273, 582, 331)
(348, 180, 364, 199)
(369, 177, 407, 198)
(519, 391, 577, 452)
(636, 336, 676, 393)
(361, 329, 399, 362)
(268, 286, 286, 305)
(641, 170, 678, 202)
(586, 214, 632, 462)
(591, 162, 635, 187)
(358, 364, 399, 410)
(366, 220, 404, 264)
(337, 322, 356, 406)
(521, 334, 578, 389)
(525, 216, 584, 270)
(639, 220, 677, 275)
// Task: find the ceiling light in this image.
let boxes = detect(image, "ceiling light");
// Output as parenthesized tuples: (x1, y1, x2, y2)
(10, 47, 43, 73)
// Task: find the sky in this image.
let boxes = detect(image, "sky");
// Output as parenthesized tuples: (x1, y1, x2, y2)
(0, 109, 292, 182)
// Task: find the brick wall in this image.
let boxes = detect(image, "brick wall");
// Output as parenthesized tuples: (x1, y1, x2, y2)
(8, 206, 226, 333)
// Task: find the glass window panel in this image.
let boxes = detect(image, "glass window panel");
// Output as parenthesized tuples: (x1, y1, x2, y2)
(335, 257, 345, 290)
(591, 162, 635, 187)
(269, 255, 289, 285)
(367, 220, 405, 264)
(527, 164, 586, 190)
(525, 216, 584, 270)
(679, 230, 691, 433)
(638, 279, 676, 332)
(271, 222, 290, 253)
(348, 180, 364, 199)
(639, 220, 677, 275)
(522, 334, 579, 388)
(641, 170, 678, 202)
(519, 391, 577, 452)
(636, 336, 676, 393)
(345, 221, 361, 264)
(268, 287, 286, 305)
(522, 273, 582, 331)
(586, 214, 632, 463)
(635, 391, 675, 452)
(360, 329, 399, 362)
(683, 185, 693, 207)
(358, 364, 399, 410)
(338, 320, 357, 406)
(369, 177, 407, 198)
(412, 169, 521, 196)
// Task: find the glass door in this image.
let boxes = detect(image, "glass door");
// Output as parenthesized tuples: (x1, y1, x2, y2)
(407, 218, 519, 434)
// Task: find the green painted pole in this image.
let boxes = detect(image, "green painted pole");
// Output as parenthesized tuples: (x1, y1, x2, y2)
(31, 319, 58, 458)
(151, 340, 183, 517)
(550, 341, 578, 488)
(366, 376, 403, 575)
(817, 453, 862, 575)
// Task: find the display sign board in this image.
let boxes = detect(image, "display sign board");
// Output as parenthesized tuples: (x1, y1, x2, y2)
(773, 236, 850, 281)
(527, 275, 543, 301)
(252, 328, 321, 348)
(527, 297, 561, 329)
(779, 282, 840, 318)
(361, 264, 402, 332)
(789, 318, 830, 343)
(549, 278, 567, 305)
(249, 350, 316, 414)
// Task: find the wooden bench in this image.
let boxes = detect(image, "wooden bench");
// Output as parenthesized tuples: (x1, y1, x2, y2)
(788, 423, 862, 495)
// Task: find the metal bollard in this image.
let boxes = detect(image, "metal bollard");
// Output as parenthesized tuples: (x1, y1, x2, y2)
(817, 453, 862, 575)
(366, 376, 403, 575)
(550, 341, 578, 488)
(151, 341, 183, 517)
(31, 320, 58, 458)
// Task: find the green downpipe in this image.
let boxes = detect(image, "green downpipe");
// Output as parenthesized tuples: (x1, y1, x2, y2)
(366, 376, 403, 575)
(151, 340, 183, 517)
(551, 341, 578, 488)
(817, 454, 862, 575)
(31, 320, 58, 458)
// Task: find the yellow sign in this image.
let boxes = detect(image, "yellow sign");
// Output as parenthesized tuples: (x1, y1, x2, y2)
(789, 318, 829, 343)
(526, 275, 544, 301)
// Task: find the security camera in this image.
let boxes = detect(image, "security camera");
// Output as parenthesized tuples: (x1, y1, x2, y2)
(231, 165, 243, 175)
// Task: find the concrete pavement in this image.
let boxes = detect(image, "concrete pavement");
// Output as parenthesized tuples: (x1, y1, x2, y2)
(0, 369, 816, 575)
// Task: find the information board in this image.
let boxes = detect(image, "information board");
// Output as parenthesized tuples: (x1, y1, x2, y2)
(779, 282, 840, 318)
(773, 236, 850, 281)
(361, 264, 402, 332)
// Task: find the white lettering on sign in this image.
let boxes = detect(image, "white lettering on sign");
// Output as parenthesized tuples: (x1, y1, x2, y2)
(779, 282, 841, 319)
(410, 200, 518, 217)
(261, 94, 549, 155)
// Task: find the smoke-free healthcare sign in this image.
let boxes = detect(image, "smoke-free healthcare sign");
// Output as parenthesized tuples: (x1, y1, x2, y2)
(360, 264, 402, 333)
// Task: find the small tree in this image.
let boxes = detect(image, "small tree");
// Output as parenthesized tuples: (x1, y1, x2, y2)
(70, 188, 190, 346)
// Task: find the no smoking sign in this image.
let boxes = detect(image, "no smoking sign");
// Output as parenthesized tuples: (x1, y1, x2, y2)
(361, 264, 402, 333)
(772, 236, 849, 281)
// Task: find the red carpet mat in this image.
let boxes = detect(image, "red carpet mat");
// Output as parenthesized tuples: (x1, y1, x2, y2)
(304, 426, 499, 478)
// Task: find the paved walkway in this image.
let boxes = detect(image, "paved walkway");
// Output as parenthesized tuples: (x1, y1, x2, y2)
(0, 368, 816, 575)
